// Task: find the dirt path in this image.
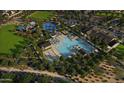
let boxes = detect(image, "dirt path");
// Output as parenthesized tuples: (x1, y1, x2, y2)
(0, 67, 72, 82)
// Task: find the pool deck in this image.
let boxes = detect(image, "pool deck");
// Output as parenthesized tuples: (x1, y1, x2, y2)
(43, 44, 61, 61)
(43, 34, 66, 60)
(51, 45, 61, 57)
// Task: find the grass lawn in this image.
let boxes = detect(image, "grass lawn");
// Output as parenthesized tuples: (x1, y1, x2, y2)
(96, 12, 123, 18)
(27, 11, 55, 21)
(114, 44, 124, 60)
(0, 24, 24, 55)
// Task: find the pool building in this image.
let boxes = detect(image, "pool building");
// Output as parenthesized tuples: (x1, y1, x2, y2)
(16, 21, 37, 33)
(16, 25, 26, 32)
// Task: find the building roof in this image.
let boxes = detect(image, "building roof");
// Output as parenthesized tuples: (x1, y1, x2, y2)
(16, 25, 26, 32)
(96, 32, 114, 44)
(42, 22, 57, 32)
(30, 21, 36, 26)
(32, 28, 36, 32)
(38, 41, 51, 48)
(87, 30, 115, 44)
(108, 40, 117, 46)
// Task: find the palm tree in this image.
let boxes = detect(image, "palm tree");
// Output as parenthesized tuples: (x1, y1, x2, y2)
(59, 56, 65, 62)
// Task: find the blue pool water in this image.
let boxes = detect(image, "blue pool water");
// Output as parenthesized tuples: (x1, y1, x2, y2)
(56, 36, 95, 57)
(42, 22, 57, 32)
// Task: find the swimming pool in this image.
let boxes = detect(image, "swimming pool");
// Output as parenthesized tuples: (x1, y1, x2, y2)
(55, 36, 95, 57)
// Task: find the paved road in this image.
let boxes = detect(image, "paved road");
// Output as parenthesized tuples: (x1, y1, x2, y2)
(0, 67, 72, 82)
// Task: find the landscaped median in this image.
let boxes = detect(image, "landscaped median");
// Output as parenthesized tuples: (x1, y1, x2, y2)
(0, 24, 25, 55)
